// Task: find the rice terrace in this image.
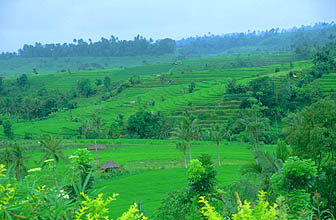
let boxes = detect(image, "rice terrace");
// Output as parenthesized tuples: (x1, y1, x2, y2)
(0, 1, 336, 219)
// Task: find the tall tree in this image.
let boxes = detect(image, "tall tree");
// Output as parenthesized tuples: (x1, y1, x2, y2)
(209, 123, 223, 166)
(3, 120, 13, 139)
(39, 134, 65, 188)
(90, 113, 105, 167)
(176, 141, 188, 168)
(17, 74, 28, 88)
(103, 76, 111, 91)
(283, 99, 336, 211)
(173, 114, 197, 161)
(10, 143, 29, 180)
(283, 98, 336, 172)
(237, 98, 271, 153)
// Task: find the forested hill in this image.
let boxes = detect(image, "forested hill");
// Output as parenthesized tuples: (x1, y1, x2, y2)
(1, 22, 335, 59)
(177, 22, 336, 56)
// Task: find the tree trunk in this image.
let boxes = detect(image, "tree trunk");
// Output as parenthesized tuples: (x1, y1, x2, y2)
(188, 142, 192, 161)
(217, 140, 221, 167)
(53, 159, 58, 188)
(274, 112, 279, 138)
(184, 151, 187, 168)
(95, 138, 98, 168)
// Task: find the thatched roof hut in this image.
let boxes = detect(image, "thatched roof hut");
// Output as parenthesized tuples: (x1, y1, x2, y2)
(99, 160, 120, 171)
(87, 144, 106, 151)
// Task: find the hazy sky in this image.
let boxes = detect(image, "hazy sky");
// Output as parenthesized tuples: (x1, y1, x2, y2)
(0, 0, 335, 52)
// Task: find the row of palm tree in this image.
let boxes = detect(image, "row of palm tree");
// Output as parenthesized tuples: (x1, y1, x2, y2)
(0, 134, 65, 187)
(0, 143, 29, 180)
(172, 113, 226, 168)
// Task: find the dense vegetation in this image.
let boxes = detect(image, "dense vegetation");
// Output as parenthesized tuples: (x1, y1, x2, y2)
(0, 26, 336, 219)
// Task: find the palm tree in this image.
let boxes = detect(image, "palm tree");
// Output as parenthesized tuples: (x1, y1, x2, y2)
(281, 112, 303, 140)
(91, 113, 105, 167)
(39, 134, 66, 188)
(0, 143, 29, 180)
(0, 144, 13, 167)
(237, 98, 270, 153)
(173, 115, 197, 161)
(176, 141, 188, 168)
(11, 143, 29, 180)
(209, 123, 223, 166)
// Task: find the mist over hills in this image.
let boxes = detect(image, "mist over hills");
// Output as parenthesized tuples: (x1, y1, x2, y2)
(1, 22, 335, 59)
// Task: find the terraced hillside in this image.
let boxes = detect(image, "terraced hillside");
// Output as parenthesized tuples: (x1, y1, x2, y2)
(7, 56, 312, 139)
(316, 72, 336, 97)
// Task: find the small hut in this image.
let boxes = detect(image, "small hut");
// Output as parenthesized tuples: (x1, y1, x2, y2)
(100, 160, 120, 172)
(87, 144, 106, 151)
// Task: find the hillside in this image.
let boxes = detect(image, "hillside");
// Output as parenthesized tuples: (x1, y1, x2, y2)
(1, 52, 312, 139)
(1, 45, 336, 219)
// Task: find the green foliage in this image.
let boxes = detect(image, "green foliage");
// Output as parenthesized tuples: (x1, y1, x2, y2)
(127, 110, 170, 138)
(225, 79, 247, 94)
(39, 134, 66, 187)
(104, 76, 111, 91)
(77, 79, 94, 97)
(155, 189, 197, 220)
(156, 154, 218, 220)
(175, 141, 188, 168)
(70, 148, 94, 191)
(283, 99, 336, 171)
(17, 74, 28, 88)
(2, 120, 13, 139)
(231, 191, 287, 220)
(247, 77, 276, 112)
(237, 98, 271, 151)
(199, 196, 223, 220)
(188, 82, 196, 93)
(187, 159, 206, 183)
(0, 163, 147, 220)
(271, 156, 318, 219)
(275, 139, 289, 163)
(208, 123, 224, 166)
(0, 77, 3, 93)
(74, 193, 117, 220)
(273, 156, 317, 191)
(198, 191, 288, 220)
(172, 113, 198, 161)
(188, 154, 217, 196)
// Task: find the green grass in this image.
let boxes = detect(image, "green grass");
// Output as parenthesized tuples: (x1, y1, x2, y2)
(20, 138, 263, 218)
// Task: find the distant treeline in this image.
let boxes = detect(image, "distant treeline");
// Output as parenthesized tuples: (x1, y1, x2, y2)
(177, 22, 336, 56)
(1, 22, 335, 59)
(0, 35, 176, 58)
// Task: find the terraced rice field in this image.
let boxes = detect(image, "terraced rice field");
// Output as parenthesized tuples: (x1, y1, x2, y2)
(316, 72, 336, 97)
(8, 58, 311, 139)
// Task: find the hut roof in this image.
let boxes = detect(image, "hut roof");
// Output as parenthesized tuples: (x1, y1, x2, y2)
(100, 160, 120, 169)
(88, 144, 106, 150)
